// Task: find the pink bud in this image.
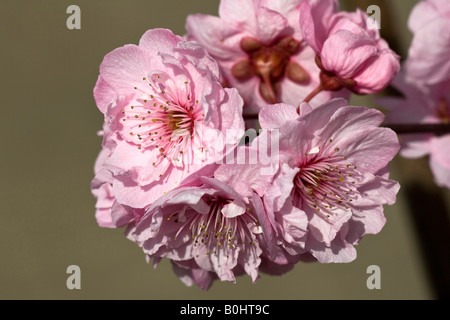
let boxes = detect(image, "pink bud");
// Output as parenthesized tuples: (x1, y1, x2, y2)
(300, 0, 400, 94)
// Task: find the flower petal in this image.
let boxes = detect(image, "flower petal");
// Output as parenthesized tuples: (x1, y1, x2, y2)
(321, 30, 377, 79)
(259, 103, 299, 129)
(138, 28, 182, 55)
(430, 135, 450, 188)
(299, 0, 339, 53)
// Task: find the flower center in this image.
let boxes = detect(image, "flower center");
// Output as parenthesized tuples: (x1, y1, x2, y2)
(121, 74, 203, 163)
(166, 196, 260, 257)
(232, 36, 309, 103)
(293, 146, 359, 218)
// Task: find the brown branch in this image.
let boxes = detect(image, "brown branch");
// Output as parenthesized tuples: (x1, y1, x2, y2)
(382, 123, 450, 136)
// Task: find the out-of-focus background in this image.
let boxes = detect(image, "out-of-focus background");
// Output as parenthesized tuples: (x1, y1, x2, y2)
(0, 0, 448, 299)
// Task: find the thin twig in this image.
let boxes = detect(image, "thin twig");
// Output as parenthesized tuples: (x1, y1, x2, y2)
(382, 123, 450, 136)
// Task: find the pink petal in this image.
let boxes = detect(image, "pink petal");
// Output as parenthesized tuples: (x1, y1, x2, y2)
(214, 160, 274, 198)
(356, 173, 400, 206)
(138, 28, 182, 56)
(405, 17, 450, 85)
(111, 168, 184, 208)
(400, 134, 432, 159)
(299, 0, 339, 53)
(260, 0, 302, 18)
(174, 41, 221, 79)
(110, 201, 135, 227)
(299, 98, 349, 133)
(99, 44, 159, 96)
(164, 188, 212, 214)
(219, 0, 256, 26)
(336, 127, 400, 175)
(407, 0, 445, 34)
(171, 261, 195, 287)
(104, 141, 165, 185)
(430, 135, 450, 188)
(238, 242, 262, 282)
(307, 229, 357, 263)
(185, 14, 245, 60)
(216, 88, 245, 138)
(318, 106, 385, 145)
(258, 257, 297, 276)
(255, 6, 289, 43)
(264, 163, 299, 212)
(321, 30, 377, 79)
(278, 201, 308, 247)
(258, 103, 299, 129)
(221, 201, 246, 218)
(347, 206, 386, 244)
(307, 206, 352, 246)
(95, 208, 116, 229)
(93, 76, 115, 114)
(353, 48, 400, 94)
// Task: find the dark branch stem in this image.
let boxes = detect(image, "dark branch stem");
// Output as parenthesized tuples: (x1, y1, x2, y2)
(243, 113, 259, 120)
(382, 123, 450, 135)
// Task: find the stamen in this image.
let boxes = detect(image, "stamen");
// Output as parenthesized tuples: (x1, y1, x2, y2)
(294, 148, 359, 218)
(167, 196, 260, 258)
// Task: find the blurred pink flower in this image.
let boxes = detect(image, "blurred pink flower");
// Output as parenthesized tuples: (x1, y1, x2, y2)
(404, 0, 450, 85)
(256, 99, 400, 263)
(92, 28, 245, 213)
(186, 0, 343, 113)
(377, 0, 450, 189)
(299, 0, 400, 94)
(378, 75, 450, 189)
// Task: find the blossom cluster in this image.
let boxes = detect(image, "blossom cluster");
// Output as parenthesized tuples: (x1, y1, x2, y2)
(91, 0, 417, 290)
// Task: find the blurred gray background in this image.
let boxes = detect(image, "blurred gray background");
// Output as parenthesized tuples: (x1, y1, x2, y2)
(0, 0, 447, 299)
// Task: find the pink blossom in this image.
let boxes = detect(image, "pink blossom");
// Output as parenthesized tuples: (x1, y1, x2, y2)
(378, 75, 450, 189)
(256, 99, 400, 263)
(299, 0, 400, 94)
(404, 0, 450, 85)
(185, 0, 343, 113)
(132, 176, 266, 289)
(92, 28, 245, 212)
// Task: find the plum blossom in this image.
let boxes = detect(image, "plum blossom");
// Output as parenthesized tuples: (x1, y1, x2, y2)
(299, 0, 400, 95)
(255, 99, 400, 262)
(404, 0, 450, 85)
(132, 177, 265, 290)
(185, 0, 343, 113)
(91, 3, 407, 290)
(91, 28, 245, 217)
